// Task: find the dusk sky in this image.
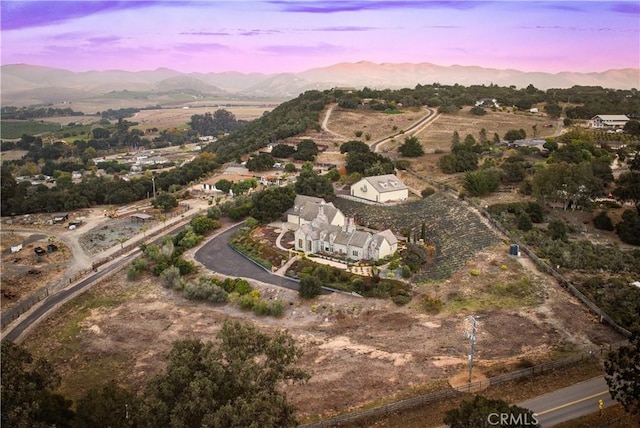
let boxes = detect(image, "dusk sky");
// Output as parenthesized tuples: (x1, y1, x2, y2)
(2, 1, 639, 74)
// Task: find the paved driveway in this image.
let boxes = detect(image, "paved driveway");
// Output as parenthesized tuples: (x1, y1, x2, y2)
(194, 223, 300, 291)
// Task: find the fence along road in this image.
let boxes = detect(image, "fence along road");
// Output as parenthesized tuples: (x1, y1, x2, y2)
(299, 349, 626, 428)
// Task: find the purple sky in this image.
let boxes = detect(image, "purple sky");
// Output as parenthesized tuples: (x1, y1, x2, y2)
(2, 1, 639, 74)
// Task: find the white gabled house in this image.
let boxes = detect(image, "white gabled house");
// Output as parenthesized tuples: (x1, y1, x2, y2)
(291, 196, 398, 262)
(589, 115, 629, 129)
(351, 174, 408, 203)
(287, 195, 345, 227)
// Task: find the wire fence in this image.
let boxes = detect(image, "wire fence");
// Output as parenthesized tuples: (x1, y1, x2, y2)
(1, 207, 203, 330)
(299, 344, 627, 428)
(468, 201, 632, 339)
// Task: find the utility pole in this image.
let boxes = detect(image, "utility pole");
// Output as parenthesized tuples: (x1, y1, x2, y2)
(152, 175, 156, 201)
(465, 315, 478, 383)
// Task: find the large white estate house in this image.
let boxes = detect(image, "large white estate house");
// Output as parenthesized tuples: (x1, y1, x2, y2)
(287, 195, 398, 262)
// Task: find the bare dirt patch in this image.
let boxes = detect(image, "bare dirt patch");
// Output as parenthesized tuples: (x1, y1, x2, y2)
(1, 234, 71, 309)
(130, 106, 275, 131)
(78, 219, 152, 255)
(23, 236, 624, 420)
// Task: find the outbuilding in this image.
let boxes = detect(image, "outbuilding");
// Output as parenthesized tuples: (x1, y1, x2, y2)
(350, 174, 408, 203)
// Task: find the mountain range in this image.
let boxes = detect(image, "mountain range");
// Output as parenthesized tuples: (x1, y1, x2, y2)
(2, 62, 639, 108)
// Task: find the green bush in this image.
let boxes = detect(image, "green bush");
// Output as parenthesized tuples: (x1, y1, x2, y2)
(133, 258, 148, 272)
(548, 219, 568, 241)
(268, 300, 285, 317)
(517, 213, 533, 231)
(183, 281, 228, 303)
(616, 210, 640, 245)
(174, 257, 196, 275)
(392, 295, 411, 306)
(421, 295, 443, 314)
(299, 276, 322, 299)
(127, 267, 142, 281)
(421, 187, 436, 198)
(234, 279, 252, 295)
(253, 299, 270, 315)
(160, 266, 182, 289)
(238, 294, 257, 310)
(593, 211, 615, 231)
(402, 265, 412, 278)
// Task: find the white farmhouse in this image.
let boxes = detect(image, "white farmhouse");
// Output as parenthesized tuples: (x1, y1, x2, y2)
(589, 115, 629, 129)
(351, 174, 408, 203)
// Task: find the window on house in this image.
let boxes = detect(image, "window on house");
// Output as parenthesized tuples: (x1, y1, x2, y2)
(298, 239, 302, 248)
(352, 250, 358, 257)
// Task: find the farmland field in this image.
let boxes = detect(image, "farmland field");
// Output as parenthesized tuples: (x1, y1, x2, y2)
(0, 120, 61, 139)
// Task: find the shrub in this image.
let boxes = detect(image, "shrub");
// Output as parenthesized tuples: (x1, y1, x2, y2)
(127, 267, 142, 281)
(299, 275, 322, 299)
(206, 206, 221, 220)
(517, 213, 533, 231)
(402, 265, 412, 278)
(268, 300, 285, 317)
(421, 295, 443, 314)
(133, 258, 148, 272)
(421, 187, 436, 198)
(470, 269, 480, 276)
(160, 266, 182, 289)
(238, 294, 257, 310)
(548, 219, 568, 241)
(593, 211, 615, 231)
(183, 281, 228, 303)
(392, 294, 411, 306)
(253, 299, 270, 315)
(616, 209, 640, 245)
(234, 279, 252, 295)
(174, 257, 196, 275)
(463, 169, 501, 197)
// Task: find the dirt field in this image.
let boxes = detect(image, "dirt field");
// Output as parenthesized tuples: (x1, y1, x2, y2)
(23, 231, 623, 420)
(1, 232, 72, 309)
(130, 106, 275, 131)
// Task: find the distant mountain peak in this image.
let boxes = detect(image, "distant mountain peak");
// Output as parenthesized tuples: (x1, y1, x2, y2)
(1, 62, 638, 108)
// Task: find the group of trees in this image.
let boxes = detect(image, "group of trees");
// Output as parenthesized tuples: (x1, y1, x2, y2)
(2, 321, 309, 427)
(340, 140, 395, 177)
(0, 152, 220, 215)
(1, 106, 84, 120)
(205, 91, 333, 162)
(189, 110, 247, 136)
(331, 84, 640, 120)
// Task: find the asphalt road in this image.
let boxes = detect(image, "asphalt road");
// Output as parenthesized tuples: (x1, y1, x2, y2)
(519, 376, 615, 427)
(194, 223, 300, 291)
(4, 249, 141, 342)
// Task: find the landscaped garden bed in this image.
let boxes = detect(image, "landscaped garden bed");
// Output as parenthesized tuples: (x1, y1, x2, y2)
(286, 257, 412, 304)
(229, 223, 287, 270)
(333, 192, 499, 281)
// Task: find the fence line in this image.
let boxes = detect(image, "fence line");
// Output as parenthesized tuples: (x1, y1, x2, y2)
(1, 207, 204, 331)
(299, 346, 628, 428)
(467, 201, 632, 339)
(403, 168, 630, 338)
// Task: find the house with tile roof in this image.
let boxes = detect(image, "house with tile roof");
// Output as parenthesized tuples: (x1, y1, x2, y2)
(350, 174, 409, 203)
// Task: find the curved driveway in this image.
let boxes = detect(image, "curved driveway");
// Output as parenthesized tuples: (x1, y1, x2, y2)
(194, 223, 300, 290)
